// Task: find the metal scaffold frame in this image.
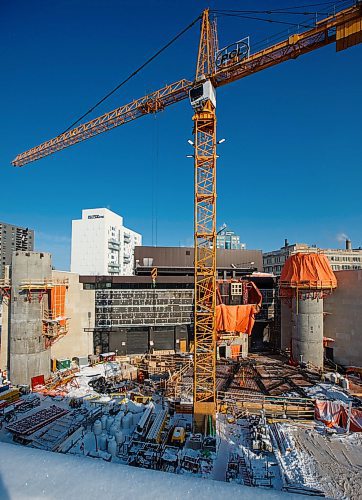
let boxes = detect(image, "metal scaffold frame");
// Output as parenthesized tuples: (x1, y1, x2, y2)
(18, 278, 69, 346)
(0, 278, 11, 304)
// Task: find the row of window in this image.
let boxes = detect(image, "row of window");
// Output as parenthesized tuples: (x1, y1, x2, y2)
(330, 256, 361, 262)
(331, 265, 362, 270)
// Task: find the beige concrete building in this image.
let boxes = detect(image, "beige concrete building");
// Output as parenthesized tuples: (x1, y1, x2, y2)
(263, 239, 362, 275)
(50, 271, 95, 362)
(324, 270, 362, 367)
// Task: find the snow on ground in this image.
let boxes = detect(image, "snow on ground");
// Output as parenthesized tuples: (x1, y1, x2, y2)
(65, 363, 116, 398)
(273, 424, 320, 490)
(304, 382, 351, 404)
(215, 415, 283, 490)
(275, 423, 362, 499)
(0, 442, 295, 500)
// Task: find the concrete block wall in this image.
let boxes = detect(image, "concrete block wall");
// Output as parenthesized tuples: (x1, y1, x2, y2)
(50, 271, 95, 360)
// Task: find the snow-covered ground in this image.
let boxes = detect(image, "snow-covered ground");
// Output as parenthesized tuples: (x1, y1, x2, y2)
(274, 422, 362, 499)
(304, 382, 351, 404)
(0, 442, 295, 500)
(216, 415, 283, 490)
(1, 364, 361, 499)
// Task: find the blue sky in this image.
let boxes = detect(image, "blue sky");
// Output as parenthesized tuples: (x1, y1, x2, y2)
(1, 0, 361, 270)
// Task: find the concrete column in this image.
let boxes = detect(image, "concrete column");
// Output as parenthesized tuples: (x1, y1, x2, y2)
(281, 301, 292, 351)
(291, 293, 324, 369)
(10, 251, 52, 385)
(240, 333, 249, 358)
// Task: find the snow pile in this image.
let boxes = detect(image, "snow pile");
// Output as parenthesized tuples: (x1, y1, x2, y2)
(273, 424, 317, 489)
(305, 383, 350, 404)
(0, 442, 292, 499)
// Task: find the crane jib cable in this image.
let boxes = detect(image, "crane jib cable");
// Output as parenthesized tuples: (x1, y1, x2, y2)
(60, 13, 201, 135)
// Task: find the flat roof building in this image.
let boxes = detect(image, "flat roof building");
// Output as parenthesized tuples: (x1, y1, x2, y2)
(0, 221, 34, 278)
(71, 208, 142, 276)
(263, 239, 362, 275)
(215, 226, 245, 250)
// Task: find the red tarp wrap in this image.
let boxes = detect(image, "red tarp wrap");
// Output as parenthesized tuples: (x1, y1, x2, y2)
(340, 407, 362, 432)
(280, 252, 337, 297)
(315, 399, 362, 432)
(315, 400, 342, 427)
(216, 304, 259, 335)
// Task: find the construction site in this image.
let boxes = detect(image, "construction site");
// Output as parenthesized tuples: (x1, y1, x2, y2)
(1, 1, 362, 499)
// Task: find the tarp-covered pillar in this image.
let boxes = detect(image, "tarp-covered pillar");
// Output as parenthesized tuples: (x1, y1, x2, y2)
(280, 252, 337, 370)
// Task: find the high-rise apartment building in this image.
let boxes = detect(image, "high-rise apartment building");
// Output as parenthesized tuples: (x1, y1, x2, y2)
(71, 208, 142, 276)
(216, 226, 245, 250)
(263, 239, 362, 275)
(0, 221, 34, 278)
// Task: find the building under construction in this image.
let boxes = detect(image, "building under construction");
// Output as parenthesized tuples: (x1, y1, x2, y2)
(1, 1, 362, 497)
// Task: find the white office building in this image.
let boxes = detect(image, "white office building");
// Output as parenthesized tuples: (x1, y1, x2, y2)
(71, 208, 142, 276)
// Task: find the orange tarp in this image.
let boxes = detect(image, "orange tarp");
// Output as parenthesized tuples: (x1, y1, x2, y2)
(315, 400, 362, 432)
(280, 253, 337, 293)
(230, 345, 240, 358)
(50, 285, 66, 325)
(315, 400, 341, 427)
(216, 304, 259, 335)
(340, 407, 362, 432)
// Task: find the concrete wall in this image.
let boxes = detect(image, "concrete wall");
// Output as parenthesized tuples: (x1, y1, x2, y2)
(10, 252, 52, 385)
(324, 270, 362, 367)
(50, 271, 95, 361)
(281, 300, 292, 351)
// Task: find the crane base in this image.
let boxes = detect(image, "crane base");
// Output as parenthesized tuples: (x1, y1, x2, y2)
(193, 402, 216, 434)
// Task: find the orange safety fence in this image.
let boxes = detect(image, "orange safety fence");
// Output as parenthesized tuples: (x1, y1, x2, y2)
(216, 304, 259, 335)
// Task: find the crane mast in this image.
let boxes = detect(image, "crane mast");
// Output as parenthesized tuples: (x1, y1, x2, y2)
(192, 10, 217, 432)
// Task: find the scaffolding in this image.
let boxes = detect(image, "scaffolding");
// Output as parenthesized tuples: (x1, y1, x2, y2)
(0, 278, 11, 305)
(19, 278, 69, 347)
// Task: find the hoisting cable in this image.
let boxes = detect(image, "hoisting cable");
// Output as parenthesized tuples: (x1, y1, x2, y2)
(212, 0, 350, 14)
(60, 13, 201, 135)
(211, 13, 314, 29)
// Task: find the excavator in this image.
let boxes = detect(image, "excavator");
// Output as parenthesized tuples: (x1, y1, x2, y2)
(12, 2, 362, 432)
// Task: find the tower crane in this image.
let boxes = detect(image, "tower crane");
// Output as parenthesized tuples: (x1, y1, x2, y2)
(12, 3, 362, 432)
